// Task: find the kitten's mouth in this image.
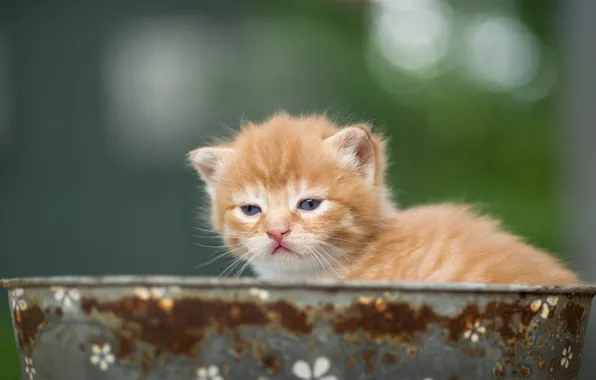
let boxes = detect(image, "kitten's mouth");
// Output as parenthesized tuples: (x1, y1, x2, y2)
(271, 243, 293, 255)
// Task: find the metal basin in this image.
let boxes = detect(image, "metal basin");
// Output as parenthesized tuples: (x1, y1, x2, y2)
(1, 276, 595, 380)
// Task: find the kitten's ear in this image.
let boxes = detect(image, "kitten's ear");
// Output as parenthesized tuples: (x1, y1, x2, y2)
(324, 124, 376, 184)
(188, 147, 235, 194)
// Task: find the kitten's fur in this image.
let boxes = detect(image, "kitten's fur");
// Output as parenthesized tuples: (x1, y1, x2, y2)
(189, 112, 579, 285)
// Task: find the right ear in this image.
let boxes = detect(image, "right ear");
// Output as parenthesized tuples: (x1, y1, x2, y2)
(324, 124, 377, 185)
(187, 147, 235, 196)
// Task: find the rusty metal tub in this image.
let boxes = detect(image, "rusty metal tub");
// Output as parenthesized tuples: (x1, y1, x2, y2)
(1, 276, 595, 379)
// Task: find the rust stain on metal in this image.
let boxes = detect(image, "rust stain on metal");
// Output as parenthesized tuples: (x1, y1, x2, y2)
(406, 346, 417, 357)
(229, 331, 247, 359)
(140, 351, 151, 375)
(13, 305, 47, 348)
(261, 354, 280, 374)
(158, 298, 174, 312)
(485, 302, 537, 344)
(361, 349, 376, 373)
(80, 295, 315, 364)
(518, 365, 531, 377)
(549, 358, 559, 373)
(266, 300, 312, 334)
(221, 363, 230, 376)
(374, 298, 387, 312)
(560, 301, 586, 337)
(463, 347, 486, 357)
(344, 355, 356, 371)
(117, 329, 137, 359)
(382, 352, 399, 365)
(322, 303, 334, 313)
(492, 362, 505, 378)
(81, 296, 270, 358)
(524, 335, 535, 347)
(332, 302, 436, 343)
(361, 349, 375, 361)
(332, 299, 540, 347)
(60, 288, 586, 375)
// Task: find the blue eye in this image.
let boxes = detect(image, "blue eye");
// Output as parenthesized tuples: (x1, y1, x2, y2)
(298, 199, 322, 211)
(241, 205, 262, 216)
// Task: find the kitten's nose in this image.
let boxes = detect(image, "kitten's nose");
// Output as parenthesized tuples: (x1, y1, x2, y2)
(267, 228, 290, 243)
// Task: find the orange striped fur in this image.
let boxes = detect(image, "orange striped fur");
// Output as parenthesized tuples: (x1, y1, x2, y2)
(189, 112, 579, 285)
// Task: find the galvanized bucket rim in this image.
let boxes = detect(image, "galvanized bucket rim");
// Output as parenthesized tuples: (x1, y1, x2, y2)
(1, 275, 595, 295)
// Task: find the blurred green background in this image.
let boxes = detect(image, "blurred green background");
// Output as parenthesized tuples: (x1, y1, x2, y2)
(1, 0, 595, 379)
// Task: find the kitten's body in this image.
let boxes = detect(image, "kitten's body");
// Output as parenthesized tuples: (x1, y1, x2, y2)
(189, 113, 579, 285)
(341, 204, 577, 285)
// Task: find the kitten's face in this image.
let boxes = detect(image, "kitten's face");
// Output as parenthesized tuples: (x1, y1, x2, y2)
(218, 179, 359, 278)
(189, 113, 386, 279)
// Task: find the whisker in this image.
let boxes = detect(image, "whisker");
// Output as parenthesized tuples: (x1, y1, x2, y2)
(193, 226, 221, 233)
(218, 257, 246, 278)
(328, 236, 370, 245)
(308, 246, 340, 277)
(191, 234, 230, 240)
(234, 251, 259, 277)
(304, 246, 325, 274)
(312, 246, 345, 277)
(192, 226, 252, 238)
(193, 232, 251, 240)
(193, 242, 239, 249)
(194, 245, 246, 269)
(218, 250, 255, 278)
(318, 241, 355, 262)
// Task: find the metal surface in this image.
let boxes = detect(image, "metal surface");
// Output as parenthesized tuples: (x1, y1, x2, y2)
(1, 276, 595, 380)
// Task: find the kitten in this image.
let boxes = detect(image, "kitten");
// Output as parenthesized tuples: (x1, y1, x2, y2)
(188, 112, 579, 285)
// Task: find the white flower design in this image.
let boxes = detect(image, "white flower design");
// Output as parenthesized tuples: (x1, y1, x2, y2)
(24, 357, 36, 379)
(530, 296, 559, 319)
(90, 343, 115, 371)
(463, 319, 486, 343)
(13, 299, 28, 311)
(10, 288, 27, 310)
(249, 288, 270, 301)
(134, 287, 166, 300)
(560, 345, 573, 368)
(51, 287, 81, 308)
(292, 357, 337, 380)
(196, 365, 223, 380)
(167, 286, 182, 293)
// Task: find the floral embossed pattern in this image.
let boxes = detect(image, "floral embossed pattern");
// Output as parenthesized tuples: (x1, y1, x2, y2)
(196, 365, 223, 380)
(10, 288, 27, 311)
(560, 345, 573, 369)
(463, 319, 486, 343)
(3, 282, 593, 379)
(292, 357, 337, 380)
(530, 296, 559, 319)
(90, 343, 115, 371)
(51, 287, 81, 308)
(24, 357, 36, 379)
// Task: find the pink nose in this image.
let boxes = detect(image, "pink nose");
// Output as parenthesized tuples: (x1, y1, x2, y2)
(267, 228, 290, 243)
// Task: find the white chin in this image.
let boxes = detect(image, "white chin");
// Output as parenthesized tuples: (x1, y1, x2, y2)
(249, 255, 334, 281)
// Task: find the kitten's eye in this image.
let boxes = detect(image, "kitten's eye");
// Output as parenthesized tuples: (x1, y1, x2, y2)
(298, 199, 322, 211)
(240, 205, 262, 216)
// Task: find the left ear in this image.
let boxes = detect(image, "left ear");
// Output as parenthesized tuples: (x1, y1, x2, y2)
(324, 124, 376, 184)
(187, 146, 235, 198)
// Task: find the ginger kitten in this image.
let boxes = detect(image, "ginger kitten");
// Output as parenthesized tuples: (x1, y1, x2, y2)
(188, 112, 579, 285)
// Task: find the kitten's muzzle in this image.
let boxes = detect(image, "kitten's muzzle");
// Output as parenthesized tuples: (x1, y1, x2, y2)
(266, 228, 290, 243)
